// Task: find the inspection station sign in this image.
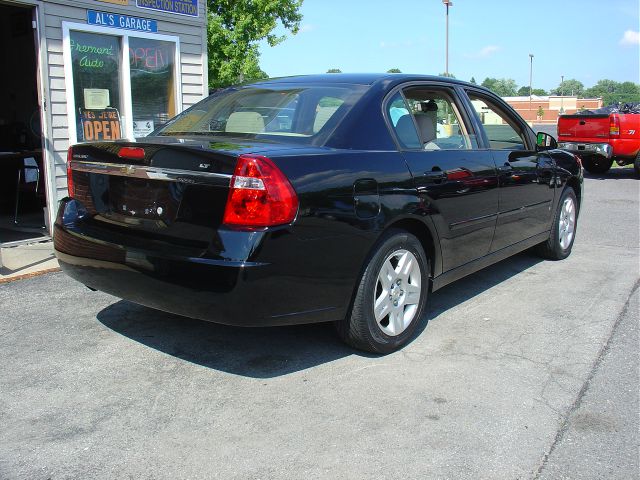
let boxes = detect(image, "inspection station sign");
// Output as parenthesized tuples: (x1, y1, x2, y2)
(136, 0, 198, 17)
(87, 10, 158, 33)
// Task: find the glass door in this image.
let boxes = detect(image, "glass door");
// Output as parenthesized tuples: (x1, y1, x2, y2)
(69, 31, 124, 142)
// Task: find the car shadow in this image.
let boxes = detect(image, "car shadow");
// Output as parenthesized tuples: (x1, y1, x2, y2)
(97, 251, 544, 378)
(408, 250, 544, 343)
(584, 166, 637, 180)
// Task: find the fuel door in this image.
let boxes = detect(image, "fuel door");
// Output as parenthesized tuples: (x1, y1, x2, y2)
(353, 178, 380, 219)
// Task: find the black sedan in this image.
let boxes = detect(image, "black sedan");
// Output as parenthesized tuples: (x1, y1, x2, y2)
(55, 74, 583, 353)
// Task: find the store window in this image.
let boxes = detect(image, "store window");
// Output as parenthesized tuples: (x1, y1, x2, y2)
(129, 38, 176, 136)
(69, 31, 123, 142)
(64, 24, 180, 144)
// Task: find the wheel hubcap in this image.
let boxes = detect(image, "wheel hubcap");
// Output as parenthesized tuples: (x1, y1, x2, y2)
(558, 197, 576, 250)
(374, 249, 422, 336)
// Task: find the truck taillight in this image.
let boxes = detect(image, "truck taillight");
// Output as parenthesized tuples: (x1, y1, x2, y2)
(67, 147, 75, 198)
(609, 114, 620, 136)
(223, 154, 298, 229)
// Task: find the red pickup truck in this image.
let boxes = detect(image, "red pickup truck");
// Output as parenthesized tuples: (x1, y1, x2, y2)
(557, 105, 639, 177)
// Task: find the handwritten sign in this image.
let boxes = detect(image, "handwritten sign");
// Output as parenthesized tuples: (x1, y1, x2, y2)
(87, 10, 158, 33)
(79, 108, 122, 141)
(136, 0, 198, 17)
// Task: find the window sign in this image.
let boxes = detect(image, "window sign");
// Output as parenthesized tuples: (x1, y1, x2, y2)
(133, 120, 154, 137)
(129, 37, 176, 136)
(79, 108, 122, 141)
(136, 0, 198, 17)
(83, 89, 110, 109)
(69, 31, 123, 142)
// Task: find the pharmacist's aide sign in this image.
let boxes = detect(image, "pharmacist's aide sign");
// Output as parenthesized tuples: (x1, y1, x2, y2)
(79, 108, 122, 141)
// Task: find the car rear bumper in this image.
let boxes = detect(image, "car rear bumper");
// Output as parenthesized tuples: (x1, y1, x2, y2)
(54, 200, 346, 327)
(557, 142, 613, 159)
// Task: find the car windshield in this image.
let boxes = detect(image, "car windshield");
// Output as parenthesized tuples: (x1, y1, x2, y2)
(155, 83, 366, 143)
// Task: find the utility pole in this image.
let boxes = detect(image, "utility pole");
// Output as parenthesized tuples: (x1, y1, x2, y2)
(442, 0, 453, 76)
(529, 53, 534, 122)
(560, 74, 564, 114)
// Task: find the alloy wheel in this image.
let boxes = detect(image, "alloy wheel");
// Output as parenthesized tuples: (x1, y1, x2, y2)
(373, 249, 422, 336)
(558, 196, 576, 250)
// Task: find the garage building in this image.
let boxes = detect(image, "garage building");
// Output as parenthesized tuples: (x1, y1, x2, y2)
(0, 0, 208, 244)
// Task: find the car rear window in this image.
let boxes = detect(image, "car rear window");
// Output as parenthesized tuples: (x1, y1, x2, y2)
(156, 84, 365, 143)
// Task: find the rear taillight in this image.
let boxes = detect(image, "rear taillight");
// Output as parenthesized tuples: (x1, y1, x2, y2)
(609, 114, 620, 136)
(223, 154, 298, 229)
(118, 146, 146, 160)
(67, 147, 75, 198)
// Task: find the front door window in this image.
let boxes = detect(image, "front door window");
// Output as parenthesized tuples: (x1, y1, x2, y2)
(468, 95, 527, 150)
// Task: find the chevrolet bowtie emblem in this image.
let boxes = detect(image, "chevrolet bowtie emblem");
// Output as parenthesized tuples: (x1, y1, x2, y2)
(121, 165, 136, 175)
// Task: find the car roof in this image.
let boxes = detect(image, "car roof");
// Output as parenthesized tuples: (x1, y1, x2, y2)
(250, 73, 478, 88)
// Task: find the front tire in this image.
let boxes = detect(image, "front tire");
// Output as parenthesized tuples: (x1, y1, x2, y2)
(535, 187, 578, 260)
(582, 155, 613, 174)
(336, 230, 429, 354)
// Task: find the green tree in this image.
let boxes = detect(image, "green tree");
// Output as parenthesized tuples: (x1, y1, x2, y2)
(469, 76, 477, 84)
(481, 77, 518, 97)
(387, 68, 402, 73)
(536, 106, 544, 119)
(517, 86, 547, 96)
(439, 72, 456, 78)
(326, 68, 342, 73)
(207, 0, 303, 88)
(552, 78, 584, 97)
(584, 79, 640, 104)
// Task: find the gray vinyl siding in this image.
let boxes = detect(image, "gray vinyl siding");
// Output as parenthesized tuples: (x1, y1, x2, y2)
(40, 0, 208, 201)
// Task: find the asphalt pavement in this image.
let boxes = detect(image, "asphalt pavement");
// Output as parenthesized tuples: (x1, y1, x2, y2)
(0, 168, 638, 480)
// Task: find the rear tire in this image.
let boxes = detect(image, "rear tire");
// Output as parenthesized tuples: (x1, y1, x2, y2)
(582, 156, 613, 174)
(336, 230, 429, 354)
(634, 153, 640, 179)
(535, 187, 578, 260)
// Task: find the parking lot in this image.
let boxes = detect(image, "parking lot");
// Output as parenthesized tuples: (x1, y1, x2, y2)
(1, 168, 638, 479)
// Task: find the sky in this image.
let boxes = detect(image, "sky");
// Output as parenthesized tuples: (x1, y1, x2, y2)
(258, 0, 640, 92)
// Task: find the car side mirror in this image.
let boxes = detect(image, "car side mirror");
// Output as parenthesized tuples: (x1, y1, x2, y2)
(536, 132, 557, 150)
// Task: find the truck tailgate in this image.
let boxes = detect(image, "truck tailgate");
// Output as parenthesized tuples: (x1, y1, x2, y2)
(557, 114, 609, 141)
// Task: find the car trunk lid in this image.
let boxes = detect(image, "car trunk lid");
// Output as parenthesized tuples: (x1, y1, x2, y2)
(67, 137, 297, 250)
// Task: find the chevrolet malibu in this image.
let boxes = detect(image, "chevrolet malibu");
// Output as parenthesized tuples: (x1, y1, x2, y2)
(55, 74, 583, 353)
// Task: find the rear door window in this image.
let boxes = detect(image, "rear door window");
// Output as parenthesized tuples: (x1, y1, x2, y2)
(386, 87, 478, 150)
(386, 92, 421, 149)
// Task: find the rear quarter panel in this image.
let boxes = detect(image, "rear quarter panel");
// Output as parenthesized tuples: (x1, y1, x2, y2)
(263, 148, 423, 312)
